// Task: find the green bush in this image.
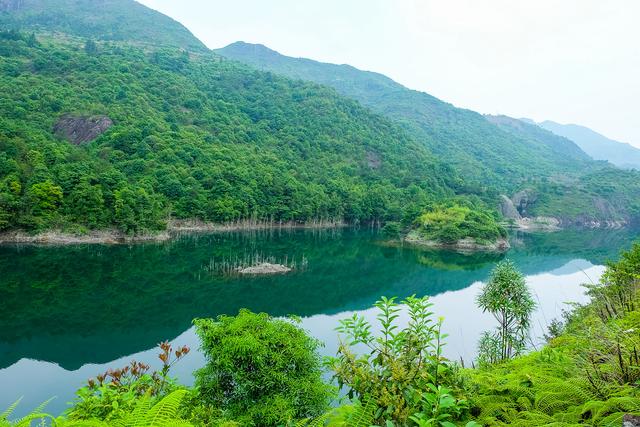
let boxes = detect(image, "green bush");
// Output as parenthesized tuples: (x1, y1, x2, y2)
(327, 296, 467, 425)
(193, 310, 333, 426)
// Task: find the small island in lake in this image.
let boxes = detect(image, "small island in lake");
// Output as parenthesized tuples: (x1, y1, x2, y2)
(237, 262, 292, 275)
(394, 203, 509, 252)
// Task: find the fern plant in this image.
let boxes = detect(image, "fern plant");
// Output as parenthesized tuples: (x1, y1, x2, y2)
(0, 397, 53, 427)
(54, 390, 192, 427)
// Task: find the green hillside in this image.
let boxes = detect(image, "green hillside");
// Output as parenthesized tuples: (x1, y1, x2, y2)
(0, 30, 464, 234)
(1, 1, 639, 233)
(217, 42, 640, 226)
(487, 115, 640, 225)
(0, 0, 207, 51)
(217, 42, 593, 192)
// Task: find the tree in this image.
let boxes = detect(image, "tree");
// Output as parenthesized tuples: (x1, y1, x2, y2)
(114, 186, 164, 235)
(476, 260, 535, 364)
(84, 39, 98, 55)
(193, 310, 332, 426)
(28, 180, 63, 217)
(68, 180, 104, 227)
(27, 32, 37, 47)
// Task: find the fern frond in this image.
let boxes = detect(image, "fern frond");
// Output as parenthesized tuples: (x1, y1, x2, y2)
(349, 398, 376, 427)
(54, 419, 110, 427)
(144, 390, 188, 427)
(12, 413, 52, 427)
(128, 393, 153, 427)
(308, 412, 331, 427)
(0, 398, 22, 420)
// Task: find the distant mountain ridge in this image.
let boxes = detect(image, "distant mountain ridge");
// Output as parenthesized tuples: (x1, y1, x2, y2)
(217, 41, 593, 192)
(523, 119, 640, 170)
(0, 0, 207, 51)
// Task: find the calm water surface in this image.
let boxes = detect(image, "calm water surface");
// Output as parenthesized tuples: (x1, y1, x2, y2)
(1, 227, 639, 416)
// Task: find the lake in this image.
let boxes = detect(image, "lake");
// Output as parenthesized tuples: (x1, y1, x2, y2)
(1, 227, 639, 417)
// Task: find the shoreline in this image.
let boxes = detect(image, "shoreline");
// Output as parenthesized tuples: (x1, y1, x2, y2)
(0, 219, 347, 246)
(403, 235, 511, 253)
(507, 216, 629, 232)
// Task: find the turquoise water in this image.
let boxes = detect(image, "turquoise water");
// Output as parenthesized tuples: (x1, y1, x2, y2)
(1, 227, 638, 416)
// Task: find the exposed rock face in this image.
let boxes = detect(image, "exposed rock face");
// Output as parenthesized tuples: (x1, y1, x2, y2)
(366, 151, 382, 169)
(54, 114, 113, 145)
(499, 195, 521, 220)
(623, 414, 640, 427)
(511, 189, 537, 217)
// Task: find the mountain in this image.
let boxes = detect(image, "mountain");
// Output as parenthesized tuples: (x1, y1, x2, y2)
(0, 28, 461, 234)
(217, 42, 640, 226)
(217, 42, 593, 193)
(0, 1, 639, 233)
(486, 116, 640, 225)
(0, 0, 207, 51)
(529, 120, 640, 170)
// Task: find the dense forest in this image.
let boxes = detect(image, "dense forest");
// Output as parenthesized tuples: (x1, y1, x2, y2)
(0, 30, 474, 235)
(0, 0, 208, 51)
(0, 0, 639, 235)
(218, 42, 640, 226)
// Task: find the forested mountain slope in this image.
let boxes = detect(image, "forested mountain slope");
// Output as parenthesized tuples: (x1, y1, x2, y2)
(487, 115, 640, 226)
(218, 42, 640, 226)
(217, 42, 593, 192)
(1, 0, 639, 233)
(0, 0, 207, 51)
(0, 30, 460, 234)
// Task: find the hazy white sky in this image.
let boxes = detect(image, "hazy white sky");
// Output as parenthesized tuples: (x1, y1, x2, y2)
(137, 0, 640, 147)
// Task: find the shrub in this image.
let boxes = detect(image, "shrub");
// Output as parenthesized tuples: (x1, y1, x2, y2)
(68, 342, 189, 421)
(381, 221, 402, 238)
(327, 296, 466, 425)
(193, 310, 333, 426)
(414, 204, 506, 244)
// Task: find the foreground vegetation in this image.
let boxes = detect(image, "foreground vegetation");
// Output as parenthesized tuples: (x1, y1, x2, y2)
(3, 243, 639, 426)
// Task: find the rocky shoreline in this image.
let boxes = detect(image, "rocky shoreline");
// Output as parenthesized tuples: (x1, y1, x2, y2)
(0, 219, 346, 245)
(500, 192, 629, 232)
(507, 216, 628, 232)
(403, 232, 510, 253)
(0, 229, 172, 245)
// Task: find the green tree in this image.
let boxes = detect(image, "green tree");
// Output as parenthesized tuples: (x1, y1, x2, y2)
(84, 39, 98, 55)
(193, 310, 332, 426)
(68, 180, 105, 227)
(28, 180, 63, 217)
(476, 260, 535, 364)
(114, 186, 164, 235)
